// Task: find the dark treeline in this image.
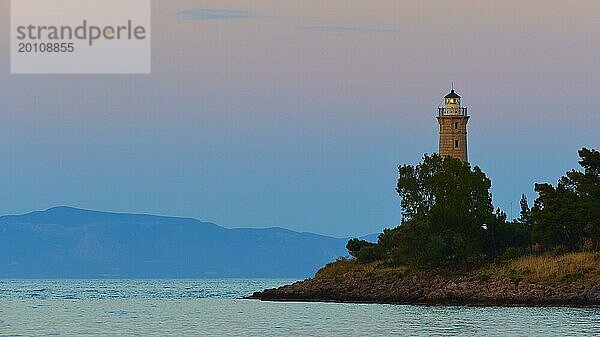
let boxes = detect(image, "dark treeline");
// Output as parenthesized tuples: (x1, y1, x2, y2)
(347, 148, 600, 269)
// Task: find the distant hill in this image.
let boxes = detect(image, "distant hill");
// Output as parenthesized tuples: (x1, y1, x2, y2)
(0, 207, 369, 279)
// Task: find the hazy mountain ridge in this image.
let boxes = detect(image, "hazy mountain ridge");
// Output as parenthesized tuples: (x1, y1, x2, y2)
(0, 207, 372, 279)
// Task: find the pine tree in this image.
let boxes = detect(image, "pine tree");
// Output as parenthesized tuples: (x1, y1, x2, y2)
(518, 194, 532, 226)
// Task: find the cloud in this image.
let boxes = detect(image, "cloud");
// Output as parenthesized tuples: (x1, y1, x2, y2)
(177, 9, 265, 21)
(302, 26, 399, 34)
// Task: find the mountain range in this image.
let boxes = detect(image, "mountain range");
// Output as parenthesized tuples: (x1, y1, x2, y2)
(0, 207, 377, 278)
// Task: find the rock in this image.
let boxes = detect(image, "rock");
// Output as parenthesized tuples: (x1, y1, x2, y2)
(247, 273, 600, 307)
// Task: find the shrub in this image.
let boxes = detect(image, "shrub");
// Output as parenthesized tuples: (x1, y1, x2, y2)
(500, 247, 524, 261)
(346, 239, 375, 258)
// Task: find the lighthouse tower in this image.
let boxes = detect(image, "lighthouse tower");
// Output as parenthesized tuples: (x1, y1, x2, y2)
(437, 89, 469, 162)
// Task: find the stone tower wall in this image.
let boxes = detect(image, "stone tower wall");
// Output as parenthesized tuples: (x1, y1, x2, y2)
(437, 115, 469, 162)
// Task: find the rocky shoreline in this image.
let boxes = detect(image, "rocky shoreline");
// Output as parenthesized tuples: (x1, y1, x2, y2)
(248, 274, 600, 307)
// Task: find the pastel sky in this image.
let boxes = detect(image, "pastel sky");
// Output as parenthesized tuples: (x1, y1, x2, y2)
(0, 0, 598, 237)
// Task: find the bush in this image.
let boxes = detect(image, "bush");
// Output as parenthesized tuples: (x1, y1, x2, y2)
(346, 239, 375, 258)
(500, 247, 525, 261)
(356, 245, 385, 263)
(476, 273, 491, 282)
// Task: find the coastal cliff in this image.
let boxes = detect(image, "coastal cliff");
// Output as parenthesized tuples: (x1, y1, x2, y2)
(249, 253, 600, 306)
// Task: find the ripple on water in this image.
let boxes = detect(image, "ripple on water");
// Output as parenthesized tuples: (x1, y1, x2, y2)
(0, 280, 599, 336)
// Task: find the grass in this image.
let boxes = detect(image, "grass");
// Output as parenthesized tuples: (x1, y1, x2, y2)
(316, 252, 600, 284)
(315, 258, 406, 280)
(481, 252, 600, 283)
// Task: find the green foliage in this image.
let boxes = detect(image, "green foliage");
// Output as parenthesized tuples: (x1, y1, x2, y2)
(476, 273, 491, 282)
(355, 245, 385, 263)
(518, 194, 533, 226)
(389, 218, 449, 268)
(353, 154, 492, 269)
(346, 239, 375, 258)
(532, 148, 600, 251)
(394, 154, 493, 268)
(348, 148, 599, 271)
(507, 268, 522, 285)
(561, 271, 585, 282)
(397, 154, 493, 226)
(500, 247, 525, 261)
(486, 208, 531, 258)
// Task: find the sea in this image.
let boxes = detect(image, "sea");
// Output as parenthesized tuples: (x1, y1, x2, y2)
(0, 279, 599, 336)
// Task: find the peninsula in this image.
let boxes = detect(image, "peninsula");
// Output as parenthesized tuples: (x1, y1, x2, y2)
(249, 252, 600, 306)
(251, 90, 600, 306)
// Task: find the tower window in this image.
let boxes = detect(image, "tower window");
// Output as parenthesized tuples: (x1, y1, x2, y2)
(454, 122, 458, 129)
(455, 140, 459, 148)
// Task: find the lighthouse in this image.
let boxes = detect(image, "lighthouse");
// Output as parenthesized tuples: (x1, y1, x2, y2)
(437, 89, 469, 162)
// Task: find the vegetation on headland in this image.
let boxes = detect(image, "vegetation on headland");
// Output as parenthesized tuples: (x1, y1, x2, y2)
(248, 251, 600, 306)
(346, 148, 600, 272)
(250, 148, 600, 305)
(317, 252, 600, 284)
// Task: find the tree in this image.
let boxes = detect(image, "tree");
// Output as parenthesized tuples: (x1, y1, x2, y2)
(532, 183, 584, 251)
(394, 154, 494, 268)
(346, 239, 375, 258)
(517, 194, 533, 252)
(532, 148, 600, 251)
(390, 217, 449, 268)
(346, 148, 600, 269)
(485, 208, 505, 258)
(518, 194, 533, 226)
(571, 148, 600, 250)
(487, 208, 530, 258)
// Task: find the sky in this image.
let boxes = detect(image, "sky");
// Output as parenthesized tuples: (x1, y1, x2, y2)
(0, 0, 598, 237)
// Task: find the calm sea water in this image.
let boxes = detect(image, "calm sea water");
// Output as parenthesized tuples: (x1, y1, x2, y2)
(0, 280, 599, 336)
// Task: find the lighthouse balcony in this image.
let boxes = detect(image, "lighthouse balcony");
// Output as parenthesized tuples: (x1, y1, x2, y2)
(438, 107, 468, 116)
